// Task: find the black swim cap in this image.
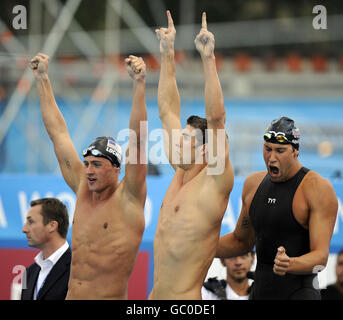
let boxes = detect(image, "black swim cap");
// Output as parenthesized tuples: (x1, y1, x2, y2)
(82, 136, 122, 168)
(264, 116, 300, 150)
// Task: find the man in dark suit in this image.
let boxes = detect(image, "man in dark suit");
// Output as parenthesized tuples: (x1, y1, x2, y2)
(21, 198, 71, 300)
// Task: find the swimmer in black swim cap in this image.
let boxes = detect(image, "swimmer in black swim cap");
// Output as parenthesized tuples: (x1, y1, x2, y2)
(217, 112, 338, 301)
(82, 136, 122, 168)
(263, 116, 300, 150)
(30, 52, 148, 299)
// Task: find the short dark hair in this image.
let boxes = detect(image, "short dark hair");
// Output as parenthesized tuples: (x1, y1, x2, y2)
(30, 198, 69, 239)
(186, 115, 208, 145)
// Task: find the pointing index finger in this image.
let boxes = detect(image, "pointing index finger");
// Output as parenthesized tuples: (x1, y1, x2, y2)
(202, 12, 207, 30)
(167, 10, 174, 29)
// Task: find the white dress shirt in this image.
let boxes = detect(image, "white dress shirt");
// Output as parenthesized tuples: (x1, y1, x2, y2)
(33, 241, 69, 300)
(201, 282, 249, 300)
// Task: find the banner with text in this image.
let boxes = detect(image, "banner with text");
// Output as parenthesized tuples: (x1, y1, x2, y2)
(0, 175, 342, 252)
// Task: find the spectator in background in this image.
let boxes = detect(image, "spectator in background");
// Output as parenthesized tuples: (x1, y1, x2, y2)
(202, 251, 255, 300)
(21, 198, 71, 300)
(321, 250, 343, 300)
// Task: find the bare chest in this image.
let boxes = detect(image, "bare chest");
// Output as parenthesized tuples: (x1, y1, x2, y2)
(72, 196, 124, 245)
(157, 176, 220, 237)
(161, 175, 198, 213)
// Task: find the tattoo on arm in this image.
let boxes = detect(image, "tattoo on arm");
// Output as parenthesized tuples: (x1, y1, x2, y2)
(241, 217, 250, 229)
(64, 158, 71, 169)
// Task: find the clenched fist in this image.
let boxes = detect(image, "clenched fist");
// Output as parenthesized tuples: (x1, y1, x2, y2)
(29, 53, 49, 79)
(194, 12, 215, 58)
(125, 55, 146, 81)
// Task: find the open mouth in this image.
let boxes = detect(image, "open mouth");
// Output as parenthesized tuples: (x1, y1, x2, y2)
(88, 178, 97, 184)
(269, 165, 280, 177)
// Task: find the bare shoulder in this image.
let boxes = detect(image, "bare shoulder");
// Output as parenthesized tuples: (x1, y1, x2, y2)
(302, 170, 337, 202)
(239, 171, 266, 212)
(243, 171, 267, 195)
(300, 171, 338, 221)
(200, 159, 234, 196)
(302, 171, 336, 193)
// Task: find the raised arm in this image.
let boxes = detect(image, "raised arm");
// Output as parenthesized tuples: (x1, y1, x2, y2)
(123, 55, 147, 202)
(29, 53, 83, 193)
(195, 13, 233, 187)
(156, 10, 182, 171)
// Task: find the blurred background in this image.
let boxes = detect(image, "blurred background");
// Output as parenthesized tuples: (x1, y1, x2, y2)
(0, 0, 342, 299)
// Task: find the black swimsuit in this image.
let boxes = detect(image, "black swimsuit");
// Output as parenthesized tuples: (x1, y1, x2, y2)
(249, 167, 320, 300)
